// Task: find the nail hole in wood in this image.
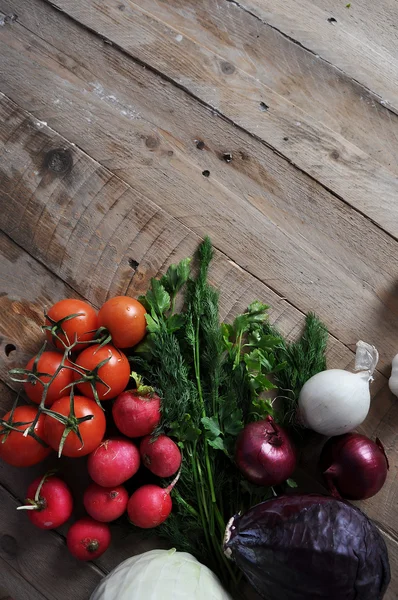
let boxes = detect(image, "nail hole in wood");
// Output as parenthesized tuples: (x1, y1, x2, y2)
(327, 17, 337, 23)
(259, 102, 269, 112)
(196, 140, 205, 150)
(283, 137, 289, 141)
(128, 258, 139, 270)
(5, 344, 16, 357)
(202, 170, 210, 177)
(222, 153, 233, 163)
(44, 149, 73, 175)
(330, 149, 339, 160)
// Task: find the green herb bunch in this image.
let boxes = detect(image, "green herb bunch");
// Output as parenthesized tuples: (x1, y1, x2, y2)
(133, 238, 295, 587)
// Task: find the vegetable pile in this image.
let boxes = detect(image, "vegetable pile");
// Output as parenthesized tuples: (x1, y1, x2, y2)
(1, 237, 392, 599)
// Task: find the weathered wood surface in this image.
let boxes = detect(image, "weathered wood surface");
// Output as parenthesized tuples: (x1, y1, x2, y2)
(5, 0, 398, 240)
(221, 0, 398, 111)
(1, 7, 398, 372)
(1, 0, 398, 597)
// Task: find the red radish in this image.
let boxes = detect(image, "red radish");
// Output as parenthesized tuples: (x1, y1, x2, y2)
(67, 517, 111, 561)
(127, 470, 180, 529)
(87, 437, 140, 487)
(235, 416, 296, 486)
(140, 434, 181, 478)
(17, 472, 73, 530)
(83, 482, 128, 522)
(113, 374, 161, 438)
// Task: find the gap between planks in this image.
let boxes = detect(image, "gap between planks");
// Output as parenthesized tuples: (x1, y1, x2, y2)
(224, 0, 398, 116)
(24, 0, 398, 241)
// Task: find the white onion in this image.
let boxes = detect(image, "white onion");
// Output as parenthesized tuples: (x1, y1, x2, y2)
(388, 353, 398, 397)
(90, 549, 233, 600)
(298, 341, 378, 437)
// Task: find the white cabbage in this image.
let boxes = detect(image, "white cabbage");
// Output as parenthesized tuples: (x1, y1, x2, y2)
(90, 548, 233, 600)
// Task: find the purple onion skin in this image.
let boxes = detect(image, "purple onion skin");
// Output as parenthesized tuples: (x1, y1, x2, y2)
(320, 434, 389, 500)
(225, 494, 390, 600)
(235, 417, 296, 486)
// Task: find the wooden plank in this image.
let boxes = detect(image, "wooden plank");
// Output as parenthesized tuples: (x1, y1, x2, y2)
(383, 535, 398, 600)
(0, 556, 48, 600)
(221, 0, 398, 110)
(44, 0, 398, 181)
(0, 483, 103, 600)
(6, 0, 398, 240)
(1, 11, 398, 373)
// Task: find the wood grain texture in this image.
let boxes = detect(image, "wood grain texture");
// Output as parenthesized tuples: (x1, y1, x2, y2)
(0, 556, 47, 600)
(46, 0, 398, 179)
(11, 0, 398, 240)
(224, 0, 398, 110)
(1, 8, 398, 372)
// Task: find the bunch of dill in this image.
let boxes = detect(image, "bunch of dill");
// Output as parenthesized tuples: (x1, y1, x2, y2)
(131, 238, 328, 588)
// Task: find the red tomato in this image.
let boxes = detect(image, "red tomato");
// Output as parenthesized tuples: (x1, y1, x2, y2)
(0, 405, 52, 467)
(98, 296, 147, 348)
(73, 344, 130, 401)
(43, 395, 106, 458)
(45, 299, 98, 350)
(24, 351, 73, 407)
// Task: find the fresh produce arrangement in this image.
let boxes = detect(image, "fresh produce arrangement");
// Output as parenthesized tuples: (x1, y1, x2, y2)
(1, 238, 392, 599)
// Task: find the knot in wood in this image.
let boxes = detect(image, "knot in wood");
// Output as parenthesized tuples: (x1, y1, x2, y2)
(221, 61, 235, 75)
(0, 534, 18, 558)
(44, 148, 73, 175)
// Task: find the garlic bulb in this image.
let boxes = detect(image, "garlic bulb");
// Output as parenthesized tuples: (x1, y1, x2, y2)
(388, 354, 398, 397)
(298, 341, 378, 437)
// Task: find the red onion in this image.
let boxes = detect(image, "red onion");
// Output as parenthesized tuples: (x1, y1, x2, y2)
(320, 433, 389, 500)
(235, 416, 297, 486)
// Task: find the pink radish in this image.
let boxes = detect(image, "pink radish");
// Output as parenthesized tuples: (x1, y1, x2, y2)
(17, 472, 73, 530)
(87, 437, 140, 487)
(67, 517, 111, 561)
(112, 376, 161, 438)
(140, 434, 182, 478)
(127, 470, 180, 529)
(83, 482, 128, 522)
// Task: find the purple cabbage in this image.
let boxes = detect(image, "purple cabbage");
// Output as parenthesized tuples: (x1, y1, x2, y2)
(224, 494, 390, 600)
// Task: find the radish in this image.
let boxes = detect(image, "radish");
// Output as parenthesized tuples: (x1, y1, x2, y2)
(112, 374, 161, 438)
(67, 517, 111, 561)
(87, 437, 140, 487)
(83, 482, 128, 522)
(17, 472, 73, 530)
(140, 434, 182, 478)
(127, 470, 180, 529)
